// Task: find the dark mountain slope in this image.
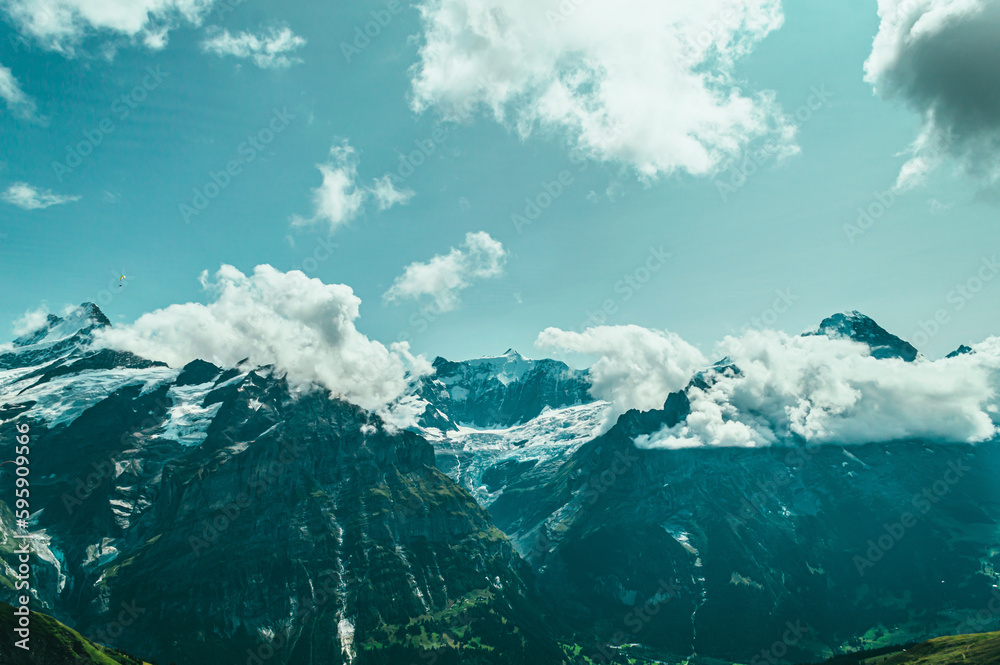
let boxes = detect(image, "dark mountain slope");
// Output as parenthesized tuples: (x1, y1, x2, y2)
(0, 306, 567, 665)
(484, 387, 1000, 662)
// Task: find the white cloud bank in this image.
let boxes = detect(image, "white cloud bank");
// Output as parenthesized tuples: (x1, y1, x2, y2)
(865, 0, 1000, 188)
(0, 63, 39, 120)
(383, 231, 507, 312)
(537, 324, 1000, 448)
(11, 305, 53, 337)
(1, 0, 215, 52)
(2, 182, 80, 209)
(94, 265, 432, 421)
(537, 325, 707, 428)
(410, 0, 796, 178)
(202, 27, 307, 69)
(292, 141, 414, 232)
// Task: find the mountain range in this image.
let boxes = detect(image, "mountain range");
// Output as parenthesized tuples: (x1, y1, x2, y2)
(1, 304, 998, 664)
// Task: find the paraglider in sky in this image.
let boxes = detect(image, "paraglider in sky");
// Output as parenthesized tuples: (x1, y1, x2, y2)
(120, 275, 126, 287)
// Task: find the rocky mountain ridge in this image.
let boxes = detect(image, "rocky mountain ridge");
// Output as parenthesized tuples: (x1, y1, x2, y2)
(1, 304, 997, 664)
(0, 304, 565, 665)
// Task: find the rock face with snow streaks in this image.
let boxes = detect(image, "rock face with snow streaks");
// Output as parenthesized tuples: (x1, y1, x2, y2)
(415, 349, 592, 432)
(0, 305, 563, 665)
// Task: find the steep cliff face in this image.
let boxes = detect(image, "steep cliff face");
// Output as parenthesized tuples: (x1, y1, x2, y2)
(0, 306, 565, 665)
(416, 350, 593, 431)
(428, 401, 611, 508)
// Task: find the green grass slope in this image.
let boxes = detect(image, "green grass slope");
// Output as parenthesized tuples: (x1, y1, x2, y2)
(878, 632, 1000, 665)
(0, 602, 151, 665)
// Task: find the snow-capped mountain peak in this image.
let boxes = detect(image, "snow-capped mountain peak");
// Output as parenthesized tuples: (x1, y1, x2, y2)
(0, 319, 562, 665)
(462, 349, 535, 386)
(2, 303, 113, 372)
(419, 351, 593, 430)
(13, 302, 109, 349)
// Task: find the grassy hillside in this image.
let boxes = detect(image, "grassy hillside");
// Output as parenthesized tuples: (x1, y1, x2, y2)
(879, 632, 1000, 665)
(0, 602, 151, 665)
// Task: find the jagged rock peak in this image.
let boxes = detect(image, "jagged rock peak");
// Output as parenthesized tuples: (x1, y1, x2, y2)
(76, 302, 112, 328)
(809, 310, 919, 362)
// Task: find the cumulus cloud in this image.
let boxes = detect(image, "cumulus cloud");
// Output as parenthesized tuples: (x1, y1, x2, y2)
(292, 142, 365, 231)
(535, 321, 1000, 449)
(1, 0, 215, 53)
(383, 231, 507, 312)
(2, 182, 80, 209)
(616, 328, 1000, 449)
(11, 305, 52, 337)
(0, 63, 39, 120)
(94, 265, 432, 420)
(409, 0, 796, 178)
(293, 141, 414, 232)
(202, 27, 306, 69)
(536, 325, 707, 427)
(865, 0, 1000, 188)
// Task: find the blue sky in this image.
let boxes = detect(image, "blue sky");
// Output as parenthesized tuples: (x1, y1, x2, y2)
(1, 0, 998, 365)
